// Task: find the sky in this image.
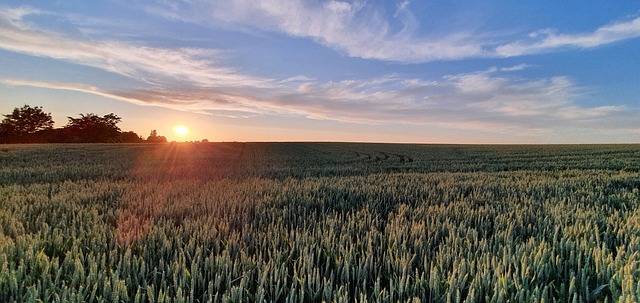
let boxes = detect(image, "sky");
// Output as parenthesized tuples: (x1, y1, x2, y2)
(1, 1, 640, 143)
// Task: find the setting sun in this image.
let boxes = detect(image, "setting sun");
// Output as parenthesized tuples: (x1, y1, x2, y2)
(173, 125, 190, 137)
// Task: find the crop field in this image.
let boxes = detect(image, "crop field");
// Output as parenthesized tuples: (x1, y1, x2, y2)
(0, 143, 639, 302)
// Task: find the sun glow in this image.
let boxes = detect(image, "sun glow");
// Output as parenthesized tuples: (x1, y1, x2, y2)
(173, 125, 190, 137)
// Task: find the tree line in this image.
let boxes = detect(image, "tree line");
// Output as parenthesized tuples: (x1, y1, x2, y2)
(0, 105, 167, 144)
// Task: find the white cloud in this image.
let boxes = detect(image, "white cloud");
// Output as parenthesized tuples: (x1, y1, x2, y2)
(0, 7, 271, 89)
(148, 0, 486, 62)
(147, 1, 640, 62)
(264, 72, 637, 133)
(4, 67, 638, 135)
(281, 75, 316, 83)
(2, 4, 639, 138)
(1, 79, 146, 105)
(450, 74, 505, 94)
(500, 64, 530, 72)
(0, 6, 43, 27)
(497, 17, 640, 56)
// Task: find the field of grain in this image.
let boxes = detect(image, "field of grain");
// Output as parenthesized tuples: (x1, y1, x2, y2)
(0, 143, 638, 302)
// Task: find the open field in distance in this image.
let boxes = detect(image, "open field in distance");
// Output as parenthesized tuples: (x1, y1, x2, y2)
(0, 143, 639, 302)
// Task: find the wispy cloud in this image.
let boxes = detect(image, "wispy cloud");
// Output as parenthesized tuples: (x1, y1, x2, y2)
(0, 79, 282, 118)
(1, 79, 144, 105)
(0, 6, 271, 89)
(147, 0, 486, 62)
(6, 68, 636, 135)
(11, 1, 630, 67)
(0, 6, 42, 27)
(499, 64, 531, 72)
(147, 1, 640, 62)
(497, 16, 640, 56)
(268, 72, 636, 132)
(1, 4, 638, 137)
(281, 75, 316, 83)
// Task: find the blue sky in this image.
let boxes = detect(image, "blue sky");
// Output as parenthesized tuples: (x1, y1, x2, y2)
(1, 1, 639, 143)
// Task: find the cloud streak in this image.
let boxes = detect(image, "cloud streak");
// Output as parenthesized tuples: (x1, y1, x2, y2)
(5, 69, 637, 135)
(148, 1, 640, 62)
(0, 7, 271, 89)
(1, 4, 638, 138)
(497, 16, 640, 56)
(149, 0, 486, 62)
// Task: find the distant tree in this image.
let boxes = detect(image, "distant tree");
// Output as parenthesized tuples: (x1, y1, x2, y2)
(0, 124, 16, 143)
(31, 128, 72, 143)
(201, 139, 209, 143)
(65, 113, 122, 143)
(0, 105, 152, 144)
(120, 131, 144, 143)
(0, 105, 54, 143)
(1, 105, 54, 134)
(146, 129, 167, 143)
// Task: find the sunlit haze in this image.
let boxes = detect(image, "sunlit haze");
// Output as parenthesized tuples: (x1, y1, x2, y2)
(173, 125, 190, 138)
(1, 1, 640, 143)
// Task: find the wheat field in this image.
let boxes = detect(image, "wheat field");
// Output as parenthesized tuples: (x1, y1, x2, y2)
(0, 143, 638, 302)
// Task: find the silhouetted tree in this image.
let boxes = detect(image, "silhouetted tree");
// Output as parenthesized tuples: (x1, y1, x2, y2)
(1, 105, 157, 144)
(120, 131, 144, 143)
(0, 105, 54, 143)
(1, 105, 54, 133)
(32, 128, 72, 143)
(146, 129, 167, 143)
(65, 113, 122, 143)
(0, 124, 17, 143)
